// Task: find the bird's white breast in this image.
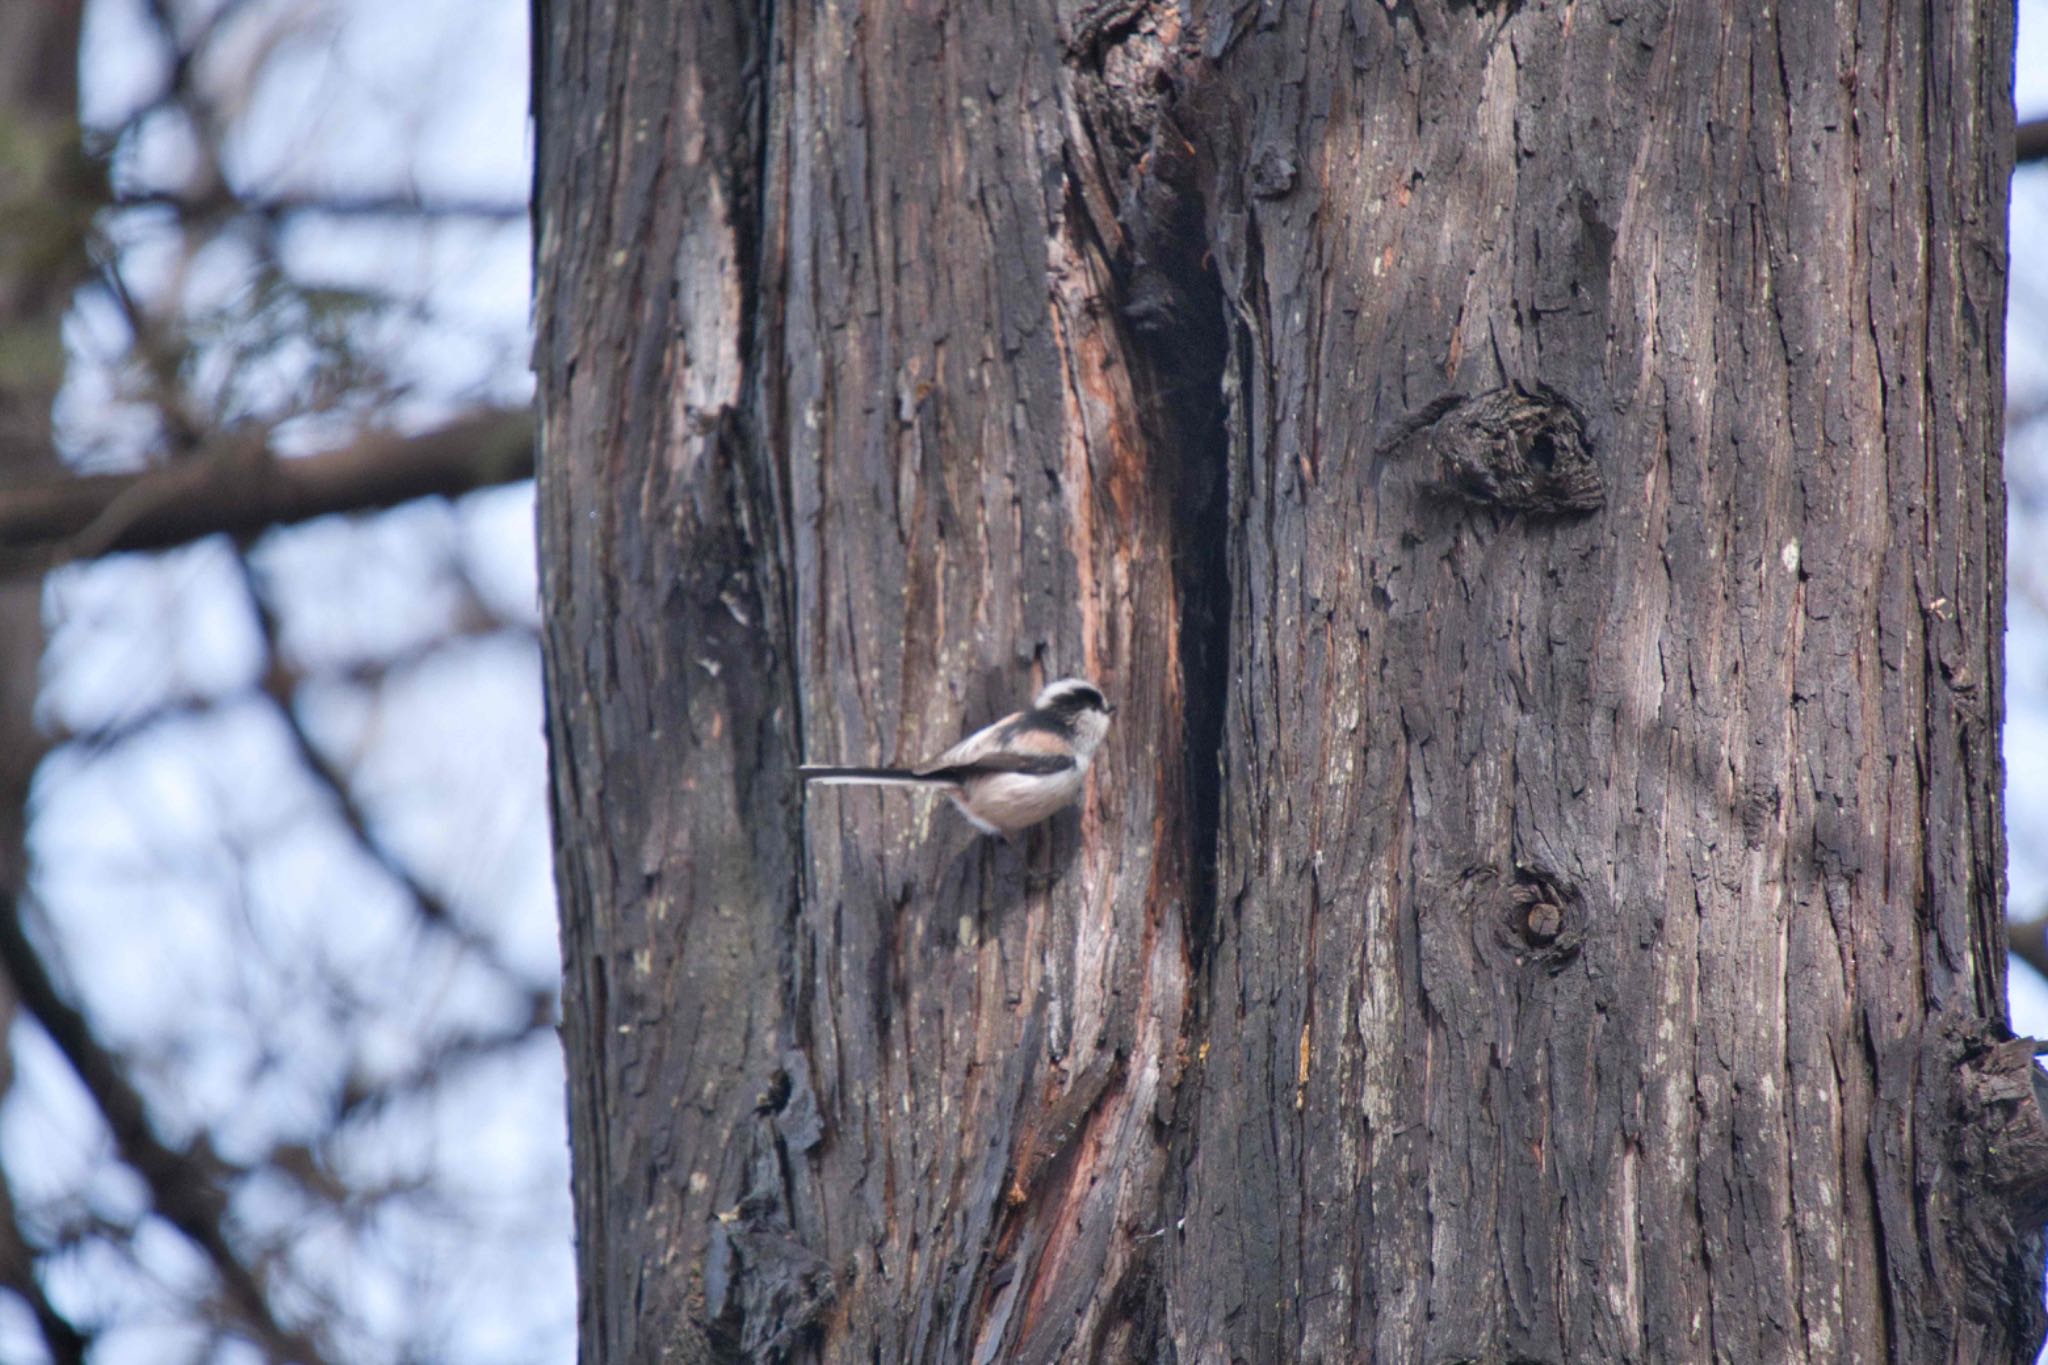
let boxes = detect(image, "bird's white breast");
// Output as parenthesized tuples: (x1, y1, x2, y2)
(956, 764, 1087, 833)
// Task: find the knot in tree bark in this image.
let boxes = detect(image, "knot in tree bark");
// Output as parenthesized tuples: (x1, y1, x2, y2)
(1426, 382, 1603, 518)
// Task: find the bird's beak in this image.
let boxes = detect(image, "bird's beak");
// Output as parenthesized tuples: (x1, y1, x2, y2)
(1105, 703, 1117, 715)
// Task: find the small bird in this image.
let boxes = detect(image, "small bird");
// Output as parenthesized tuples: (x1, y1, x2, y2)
(800, 678, 1114, 835)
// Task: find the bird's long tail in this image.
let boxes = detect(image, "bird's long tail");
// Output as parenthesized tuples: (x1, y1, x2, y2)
(798, 765, 953, 787)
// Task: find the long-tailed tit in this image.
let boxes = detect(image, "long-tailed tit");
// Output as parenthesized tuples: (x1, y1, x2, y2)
(800, 678, 1114, 835)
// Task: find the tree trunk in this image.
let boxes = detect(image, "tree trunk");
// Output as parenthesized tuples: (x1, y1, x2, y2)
(0, 0, 81, 891)
(532, 1, 2042, 1361)
(0, 7, 86, 1352)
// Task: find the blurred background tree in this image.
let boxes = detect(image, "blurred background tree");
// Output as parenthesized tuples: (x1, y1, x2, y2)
(0, 0, 564, 1360)
(2006, 56, 2048, 1006)
(0, 0, 2042, 1361)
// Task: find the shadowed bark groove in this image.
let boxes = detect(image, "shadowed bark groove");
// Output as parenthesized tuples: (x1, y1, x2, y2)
(534, 0, 2034, 1359)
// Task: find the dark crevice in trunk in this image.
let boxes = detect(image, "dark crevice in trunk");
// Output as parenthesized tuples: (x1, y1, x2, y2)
(1113, 112, 1233, 968)
(1120, 206, 1226, 1365)
(1066, 19, 1232, 954)
(1150, 282, 1230, 966)
(733, 0, 811, 1014)
(1063, 37, 1231, 1354)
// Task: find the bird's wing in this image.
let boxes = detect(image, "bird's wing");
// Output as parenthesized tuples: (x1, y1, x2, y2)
(916, 713, 1013, 773)
(930, 751, 1076, 779)
(917, 710, 1074, 777)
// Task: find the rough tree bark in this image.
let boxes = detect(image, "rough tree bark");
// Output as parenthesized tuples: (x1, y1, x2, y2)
(533, 1, 2041, 1361)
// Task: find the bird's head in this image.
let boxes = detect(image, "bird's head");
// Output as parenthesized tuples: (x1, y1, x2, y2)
(1035, 677, 1114, 756)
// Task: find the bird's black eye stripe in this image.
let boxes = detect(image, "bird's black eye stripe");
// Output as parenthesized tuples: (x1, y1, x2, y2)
(1000, 712, 1073, 742)
(1054, 685, 1106, 713)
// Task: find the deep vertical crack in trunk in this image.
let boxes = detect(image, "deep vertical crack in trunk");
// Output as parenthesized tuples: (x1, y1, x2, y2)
(1054, 23, 1234, 1352)
(1062, 9, 1232, 965)
(1133, 200, 1231, 970)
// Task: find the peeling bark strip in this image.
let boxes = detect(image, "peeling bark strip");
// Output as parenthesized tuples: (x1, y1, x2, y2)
(533, 0, 2028, 1361)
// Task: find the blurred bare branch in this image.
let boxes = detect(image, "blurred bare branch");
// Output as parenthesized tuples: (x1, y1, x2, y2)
(115, 188, 528, 223)
(0, 889, 336, 1365)
(336, 989, 556, 1126)
(46, 622, 537, 782)
(232, 551, 554, 996)
(0, 410, 534, 570)
(2015, 915, 2048, 989)
(2022, 117, 2048, 167)
(0, 1155, 90, 1365)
